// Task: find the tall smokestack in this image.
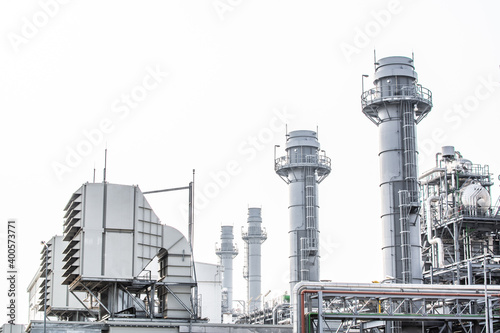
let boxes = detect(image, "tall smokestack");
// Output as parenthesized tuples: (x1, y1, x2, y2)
(242, 207, 267, 312)
(275, 130, 331, 294)
(215, 225, 238, 315)
(361, 55, 433, 284)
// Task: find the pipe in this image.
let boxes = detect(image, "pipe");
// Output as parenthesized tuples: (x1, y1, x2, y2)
(452, 169, 456, 190)
(427, 196, 445, 268)
(443, 172, 449, 218)
(419, 167, 446, 184)
(436, 152, 442, 167)
(293, 281, 500, 333)
(272, 303, 288, 325)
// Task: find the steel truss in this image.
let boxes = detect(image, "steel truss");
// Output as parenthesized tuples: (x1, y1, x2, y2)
(294, 283, 500, 333)
(68, 276, 197, 321)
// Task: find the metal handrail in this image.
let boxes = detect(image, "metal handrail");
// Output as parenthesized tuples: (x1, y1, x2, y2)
(241, 228, 267, 240)
(361, 83, 432, 107)
(215, 243, 238, 254)
(455, 164, 492, 179)
(440, 205, 499, 224)
(274, 154, 331, 171)
(421, 204, 500, 234)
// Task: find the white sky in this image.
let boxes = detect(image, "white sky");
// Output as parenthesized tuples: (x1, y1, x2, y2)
(1, 0, 500, 325)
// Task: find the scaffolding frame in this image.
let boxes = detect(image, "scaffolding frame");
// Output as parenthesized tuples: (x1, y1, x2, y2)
(420, 156, 500, 285)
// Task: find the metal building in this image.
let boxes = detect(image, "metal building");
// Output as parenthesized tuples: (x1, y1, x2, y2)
(361, 56, 433, 284)
(215, 225, 238, 317)
(27, 235, 94, 322)
(275, 130, 331, 294)
(194, 262, 222, 323)
(420, 146, 500, 284)
(24, 181, 294, 333)
(1, 324, 25, 333)
(242, 207, 267, 312)
(60, 182, 196, 320)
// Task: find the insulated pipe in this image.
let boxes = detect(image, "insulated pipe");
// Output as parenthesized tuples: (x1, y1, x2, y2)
(419, 167, 446, 180)
(419, 168, 446, 185)
(436, 152, 442, 167)
(426, 196, 445, 268)
(292, 281, 500, 333)
(272, 303, 288, 325)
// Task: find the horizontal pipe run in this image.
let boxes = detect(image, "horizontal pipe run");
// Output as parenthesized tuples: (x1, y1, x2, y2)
(419, 168, 446, 181)
(294, 282, 500, 333)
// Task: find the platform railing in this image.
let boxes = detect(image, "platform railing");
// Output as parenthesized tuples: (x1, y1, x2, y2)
(361, 83, 432, 107)
(274, 154, 331, 171)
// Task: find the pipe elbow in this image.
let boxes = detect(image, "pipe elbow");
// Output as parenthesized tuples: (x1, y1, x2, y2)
(426, 195, 445, 268)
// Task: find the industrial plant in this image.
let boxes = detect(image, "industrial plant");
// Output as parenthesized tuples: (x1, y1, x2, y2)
(4, 55, 500, 333)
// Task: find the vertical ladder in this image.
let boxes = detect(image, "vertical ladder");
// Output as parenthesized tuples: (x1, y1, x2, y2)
(402, 101, 418, 204)
(301, 159, 318, 281)
(243, 241, 249, 281)
(400, 100, 418, 284)
(305, 163, 318, 251)
(399, 190, 412, 284)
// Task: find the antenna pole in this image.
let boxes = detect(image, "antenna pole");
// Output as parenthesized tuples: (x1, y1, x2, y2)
(192, 169, 195, 250)
(188, 183, 192, 250)
(190, 168, 198, 318)
(103, 148, 107, 182)
(188, 169, 196, 251)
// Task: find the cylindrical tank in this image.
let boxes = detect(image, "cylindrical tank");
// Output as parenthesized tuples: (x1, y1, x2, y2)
(461, 181, 491, 212)
(275, 130, 331, 294)
(215, 225, 238, 314)
(362, 56, 433, 284)
(242, 207, 267, 312)
(442, 146, 455, 158)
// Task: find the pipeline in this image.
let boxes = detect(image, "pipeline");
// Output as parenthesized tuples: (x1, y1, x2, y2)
(435, 152, 442, 167)
(426, 196, 445, 268)
(419, 167, 446, 185)
(272, 303, 290, 325)
(293, 282, 500, 333)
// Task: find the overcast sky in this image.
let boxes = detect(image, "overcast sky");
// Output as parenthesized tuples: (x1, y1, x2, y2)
(1, 0, 500, 325)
